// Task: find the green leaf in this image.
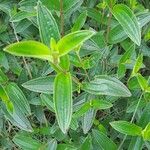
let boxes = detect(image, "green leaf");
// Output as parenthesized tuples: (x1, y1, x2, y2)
(113, 4, 141, 45)
(37, 2, 60, 47)
(0, 84, 13, 112)
(73, 99, 112, 118)
(1, 103, 32, 132)
(71, 11, 87, 32)
(92, 129, 117, 150)
(137, 73, 148, 92)
(80, 135, 92, 150)
(131, 54, 143, 77)
(57, 30, 95, 56)
(4, 41, 51, 60)
(46, 139, 57, 150)
(40, 94, 55, 112)
(73, 103, 91, 118)
(10, 11, 36, 22)
(142, 122, 150, 141)
(91, 99, 113, 109)
(6, 83, 31, 115)
(59, 55, 70, 71)
(108, 23, 127, 44)
(82, 75, 131, 97)
(22, 76, 55, 94)
(54, 72, 72, 133)
(110, 121, 142, 136)
(13, 133, 43, 150)
(0, 69, 8, 84)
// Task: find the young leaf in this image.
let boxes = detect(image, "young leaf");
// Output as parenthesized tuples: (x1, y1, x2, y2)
(22, 76, 55, 94)
(91, 99, 113, 109)
(57, 30, 95, 56)
(37, 2, 60, 47)
(82, 75, 131, 97)
(4, 41, 51, 60)
(54, 72, 72, 134)
(137, 73, 148, 91)
(110, 121, 142, 136)
(131, 54, 143, 77)
(113, 4, 141, 46)
(92, 129, 117, 150)
(142, 122, 150, 141)
(73, 99, 112, 118)
(71, 11, 87, 32)
(0, 84, 13, 112)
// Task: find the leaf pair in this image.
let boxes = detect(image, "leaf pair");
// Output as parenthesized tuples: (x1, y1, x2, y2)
(4, 30, 95, 62)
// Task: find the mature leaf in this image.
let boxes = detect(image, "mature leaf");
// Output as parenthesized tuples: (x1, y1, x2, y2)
(37, 2, 60, 47)
(4, 41, 51, 60)
(80, 135, 92, 150)
(57, 30, 95, 56)
(113, 4, 141, 45)
(92, 129, 117, 150)
(22, 76, 55, 94)
(1, 103, 32, 132)
(54, 72, 72, 133)
(82, 75, 131, 97)
(10, 11, 36, 22)
(142, 122, 150, 141)
(13, 133, 43, 150)
(110, 121, 142, 136)
(6, 83, 31, 115)
(71, 11, 87, 32)
(46, 139, 57, 150)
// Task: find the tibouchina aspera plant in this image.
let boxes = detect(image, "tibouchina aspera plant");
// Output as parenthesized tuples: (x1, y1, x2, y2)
(1, 0, 150, 149)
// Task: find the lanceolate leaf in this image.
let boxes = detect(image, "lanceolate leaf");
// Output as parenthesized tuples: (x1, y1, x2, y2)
(137, 73, 148, 91)
(57, 30, 95, 56)
(6, 83, 31, 115)
(13, 133, 43, 150)
(73, 99, 112, 118)
(82, 75, 131, 97)
(113, 4, 141, 46)
(131, 54, 143, 77)
(54, 72, 72, 133)
(37, 2, 60, 47)
(142, 122, 150, 141)
(4, 41, 51, 60)
(22, 76, 55, 94)
(92, 129, 117, 150)
(110, 121, 142, 136)
(71, 11, 87, 32)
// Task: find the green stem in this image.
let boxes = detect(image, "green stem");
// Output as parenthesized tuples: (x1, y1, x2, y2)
(60, 0, 64, 37)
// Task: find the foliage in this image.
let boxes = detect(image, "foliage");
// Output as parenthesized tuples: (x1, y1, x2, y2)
(0, 0, 150, 149)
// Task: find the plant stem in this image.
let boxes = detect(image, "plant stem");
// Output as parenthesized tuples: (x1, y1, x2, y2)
(10, 14, 32, 79)
(106, 2, 113, 43)
(60, 0, 64, 37)
(118, 93, 143, 150)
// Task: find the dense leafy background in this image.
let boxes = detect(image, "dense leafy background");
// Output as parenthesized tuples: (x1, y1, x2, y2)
(0, 0, 150, 149)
